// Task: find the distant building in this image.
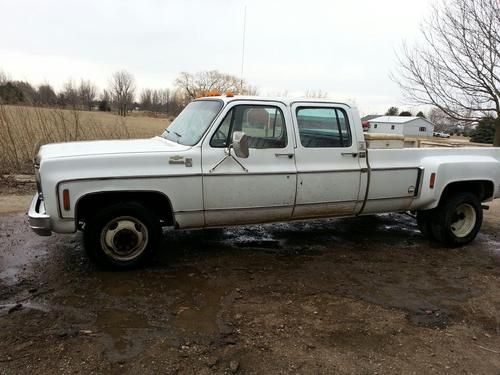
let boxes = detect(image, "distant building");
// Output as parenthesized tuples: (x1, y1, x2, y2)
(367, 116, 435, 137)
(361, 114, 381, 132)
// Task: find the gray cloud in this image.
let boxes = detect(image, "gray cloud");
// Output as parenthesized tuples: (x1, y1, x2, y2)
(0, 0, 433, 114)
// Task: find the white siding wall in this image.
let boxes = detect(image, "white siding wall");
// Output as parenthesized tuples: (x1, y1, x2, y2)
(368, 119, 434, 137)
(402, 119, 434, 137)
(368, 122, 404, 134)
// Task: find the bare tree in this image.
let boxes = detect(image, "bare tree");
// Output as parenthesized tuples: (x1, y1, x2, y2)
(152, 89, 171, 115)
(429, 107, 459, 131)
(140, 88, 153, 111)
(305, 90, 328, 99)
(245, 85, 259, 96)
(140, 88, 171, 115)
(78, 79, 97, 111)
(174, 70, 253, 99)
(393, 0, 500, 145)
(98, 89, 112, 112)
(100, 89, 111, 103)
(167, 89, 188, 116)
(62, 79, 80, 109)
(151, 89, 162, 115)
(109, 71, 136, 116)
(264, 90, 289, 97)
(0, 70, 9, 85)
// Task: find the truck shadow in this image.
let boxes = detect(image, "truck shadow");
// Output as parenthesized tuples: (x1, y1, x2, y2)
(157, 213, 425, 261)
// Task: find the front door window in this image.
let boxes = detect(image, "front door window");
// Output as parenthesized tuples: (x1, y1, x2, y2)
(210, 105, 287, 149)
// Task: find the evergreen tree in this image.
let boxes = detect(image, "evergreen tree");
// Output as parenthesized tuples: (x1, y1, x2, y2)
(385, 106, 399, 116)
(399, 111, 412, 117)
(470, 117, 497, 144)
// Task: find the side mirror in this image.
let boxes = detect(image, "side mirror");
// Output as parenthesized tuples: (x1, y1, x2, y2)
(232, 131, 249, 158)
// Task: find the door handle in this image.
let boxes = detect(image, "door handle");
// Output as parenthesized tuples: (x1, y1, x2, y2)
(341, 152, 358, 157)
(275, 153, 294, 159)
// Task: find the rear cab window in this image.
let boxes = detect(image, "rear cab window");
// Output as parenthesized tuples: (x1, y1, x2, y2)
(295, 107, 352, 148)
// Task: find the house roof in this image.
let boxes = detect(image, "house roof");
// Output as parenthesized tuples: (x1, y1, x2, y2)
(361, 114, 381, 121)
(368, 116, 434, 126)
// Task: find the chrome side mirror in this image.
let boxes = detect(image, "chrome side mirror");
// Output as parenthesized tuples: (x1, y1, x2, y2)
(232, 131, 249, 158)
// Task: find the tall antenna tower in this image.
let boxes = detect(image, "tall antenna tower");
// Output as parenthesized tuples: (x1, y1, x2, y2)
(240, 5, 247, 93)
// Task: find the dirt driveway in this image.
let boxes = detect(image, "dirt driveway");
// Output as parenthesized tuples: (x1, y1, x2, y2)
(1, 191, 499, 374)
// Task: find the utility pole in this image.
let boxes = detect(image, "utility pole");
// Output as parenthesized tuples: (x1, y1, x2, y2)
(240, 5, 247, 93)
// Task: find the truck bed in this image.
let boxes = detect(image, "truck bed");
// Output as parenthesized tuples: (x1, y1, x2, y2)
(363, 146, 500, 214)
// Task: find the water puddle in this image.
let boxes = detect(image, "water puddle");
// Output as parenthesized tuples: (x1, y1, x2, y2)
(0, 214, 49, 286)
(95, 308, 156, 361)
(82, 266, 232, 358)
(168, 275, 226, 336)
(0, 301, 49, 316)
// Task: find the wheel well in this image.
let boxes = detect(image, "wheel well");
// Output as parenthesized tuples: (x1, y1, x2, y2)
(76, 191, 175, 227)
(440, 180, 494, 204)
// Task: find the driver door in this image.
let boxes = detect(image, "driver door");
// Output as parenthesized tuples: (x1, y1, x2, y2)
(201, 101, 297, 226)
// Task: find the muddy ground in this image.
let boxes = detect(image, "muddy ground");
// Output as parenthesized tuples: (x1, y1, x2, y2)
(1, 181, 500, 374)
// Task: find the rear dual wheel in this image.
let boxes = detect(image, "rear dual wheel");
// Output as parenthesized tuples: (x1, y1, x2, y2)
(417, 192, 482, 246)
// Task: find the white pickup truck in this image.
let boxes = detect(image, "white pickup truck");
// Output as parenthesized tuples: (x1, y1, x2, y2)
(29, 96, 500, 269)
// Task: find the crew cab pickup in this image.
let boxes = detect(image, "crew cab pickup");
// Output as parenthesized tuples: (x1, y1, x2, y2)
(29, 96, 500, 269)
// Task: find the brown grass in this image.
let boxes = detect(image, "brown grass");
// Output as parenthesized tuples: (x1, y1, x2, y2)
(0, 105, 168, 174)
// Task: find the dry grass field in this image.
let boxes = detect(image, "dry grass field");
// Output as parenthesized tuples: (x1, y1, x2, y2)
(0, 105, 169, 174)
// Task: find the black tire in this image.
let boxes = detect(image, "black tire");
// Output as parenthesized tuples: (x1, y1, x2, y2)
(416, 210, 435, 239)
(430, 192, 483, 247)
(84, 201, 161, 270)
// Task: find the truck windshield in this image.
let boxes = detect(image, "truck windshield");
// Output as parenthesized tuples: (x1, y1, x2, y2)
(161, 100, 223, 146)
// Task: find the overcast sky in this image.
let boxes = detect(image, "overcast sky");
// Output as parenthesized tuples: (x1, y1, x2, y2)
(0, 0, 434, 115)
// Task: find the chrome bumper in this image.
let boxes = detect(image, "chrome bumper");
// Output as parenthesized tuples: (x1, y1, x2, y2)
(28, 193, 52, 236)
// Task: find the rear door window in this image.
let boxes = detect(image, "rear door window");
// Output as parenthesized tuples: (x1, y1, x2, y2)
(296, 107, 352, 148)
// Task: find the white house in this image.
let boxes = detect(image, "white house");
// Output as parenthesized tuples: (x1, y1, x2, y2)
(367, 116, 434, 137)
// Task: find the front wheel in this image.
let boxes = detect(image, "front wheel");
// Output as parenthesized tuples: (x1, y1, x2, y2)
(84, 202, 162, 269)
(431, 192, 483, 246)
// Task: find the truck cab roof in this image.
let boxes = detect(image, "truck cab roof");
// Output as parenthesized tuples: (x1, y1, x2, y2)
(195, 95, 352, 108)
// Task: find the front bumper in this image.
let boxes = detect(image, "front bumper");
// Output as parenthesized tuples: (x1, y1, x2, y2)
(28, 193, 52, 236)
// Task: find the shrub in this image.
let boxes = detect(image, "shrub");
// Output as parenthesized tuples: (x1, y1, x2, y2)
(0, 83, 24, 104)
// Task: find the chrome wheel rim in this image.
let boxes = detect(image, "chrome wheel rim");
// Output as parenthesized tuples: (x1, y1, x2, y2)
(450, 203, 476, 238)
(100, 216, 149, 261)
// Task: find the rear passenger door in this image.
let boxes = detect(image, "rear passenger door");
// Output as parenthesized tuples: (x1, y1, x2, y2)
(291, 103, 363, 218)
(201, 101, 297, 226)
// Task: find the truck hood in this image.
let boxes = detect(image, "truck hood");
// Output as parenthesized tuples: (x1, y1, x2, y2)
(38, 137, 189, 160)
